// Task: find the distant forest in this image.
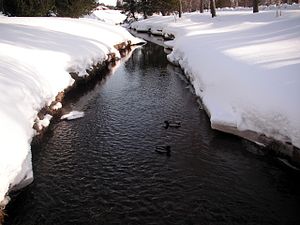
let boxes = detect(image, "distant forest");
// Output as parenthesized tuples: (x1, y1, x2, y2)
(0, 0, 98, 17)
(120, 0, 300, 18)
(0, 0, 298, 17)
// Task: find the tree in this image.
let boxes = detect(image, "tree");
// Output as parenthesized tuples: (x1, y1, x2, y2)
(0, 0, 4, 12)
(116, 0, 123, 9)
(123, 0, 138, 19)
(2, 0, 55, 16)
(253, 0, 259, 13)
(137, 0, 153, 19)
(1, 0, 97, 17)
(216, 0, 231, 8)
(210, 0, 216, 17)
(123, 0, 179, 19)
(55, 0, 97, 17)
(178, 0, 182, 17)
(199, 0, 204, 13)
(157, 0, 178, 16)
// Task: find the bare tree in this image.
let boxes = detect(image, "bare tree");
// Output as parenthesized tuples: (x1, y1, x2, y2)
(233, 0, 239, 7)
(199, 0, 204, 13)
(179, 0, 182, 17)
(210, 0, 216, 17)
(253, 0, 259, 13)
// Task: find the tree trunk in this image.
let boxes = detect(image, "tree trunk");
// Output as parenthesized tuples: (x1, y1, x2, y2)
(131, 11, 136, 20)
(199, 0, 204, 13)
(210, 0, 216, 17)
(178, 0, 182, 18)
(235, 0, 239, 7)
(253, 0, 259, 13)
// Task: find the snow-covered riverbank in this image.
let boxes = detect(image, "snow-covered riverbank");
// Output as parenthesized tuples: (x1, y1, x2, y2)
(130, 7, 300, 160)
(0, 15, 141, 207)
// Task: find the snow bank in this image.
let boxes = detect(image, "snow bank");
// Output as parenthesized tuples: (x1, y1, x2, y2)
(0, 16, 142, 206)
(85, 9, 126, 24)
(131, 8, 300, 149)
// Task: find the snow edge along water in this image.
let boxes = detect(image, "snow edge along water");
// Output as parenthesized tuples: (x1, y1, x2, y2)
(0, 16, 145, 214)
(128, 8, 300, 167)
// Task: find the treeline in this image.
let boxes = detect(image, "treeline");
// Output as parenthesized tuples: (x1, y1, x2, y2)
(122, 0, 180, 18)
(0, 0, 97, 17)
(120, 0, 299, 19)
(121, 0, 217, 18)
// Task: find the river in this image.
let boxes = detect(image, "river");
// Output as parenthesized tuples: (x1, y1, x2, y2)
(5, 40, 300, 225)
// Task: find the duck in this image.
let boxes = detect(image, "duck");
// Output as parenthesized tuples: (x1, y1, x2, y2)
(155, 145, 171, 156)
(163, 120, 181, 129)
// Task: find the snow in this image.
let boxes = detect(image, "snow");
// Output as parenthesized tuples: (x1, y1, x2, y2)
(61, 111, 85, 120)
(35, 114, 53, 131)
(97, 0, 117, 6)
(85, 9, 126, 24)
(0, 15, 142, 206)
(130, 7, 300, 149)
(51, 102, 63, 110)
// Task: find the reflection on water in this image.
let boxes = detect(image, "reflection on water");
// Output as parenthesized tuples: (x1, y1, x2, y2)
(5, 42, 300, 225)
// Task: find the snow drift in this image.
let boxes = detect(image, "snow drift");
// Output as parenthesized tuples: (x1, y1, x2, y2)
(0, 16, 142, 206)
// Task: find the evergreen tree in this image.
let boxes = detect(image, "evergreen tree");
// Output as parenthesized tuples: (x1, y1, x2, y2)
(1, 0, 97, 17)
(137, 0, 153, 18)
(2, 0, 55, 16)
(55, 0, 97, 17)
(123, 0, 138, 19)
(157, 0, 178, 16)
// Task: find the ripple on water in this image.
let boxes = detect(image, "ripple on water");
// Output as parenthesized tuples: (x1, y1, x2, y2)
(5, 42, 300, 225)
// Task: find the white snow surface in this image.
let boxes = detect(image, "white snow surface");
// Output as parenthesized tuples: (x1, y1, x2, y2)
(97, 0, 117, 6)
(61, 111, 85, 120)
(131, 8, 300, 148)
(86, 9, 126, 24)
(0, 16, 142, 205)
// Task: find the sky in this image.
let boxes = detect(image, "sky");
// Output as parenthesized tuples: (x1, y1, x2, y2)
(97, 0, 117, 6)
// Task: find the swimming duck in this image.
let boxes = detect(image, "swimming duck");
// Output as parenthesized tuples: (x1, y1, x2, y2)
(155, 145, 171, 156)
(163, 120, 181, 129)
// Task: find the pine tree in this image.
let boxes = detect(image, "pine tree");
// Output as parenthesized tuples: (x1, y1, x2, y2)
(123, 0, 137, 19)
(1, 0, 97, 17)
(55, 0, 97, 17)
(2, 0, 55, 16)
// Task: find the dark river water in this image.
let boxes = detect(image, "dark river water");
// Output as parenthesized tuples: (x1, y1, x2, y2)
(5, 41, 300, 225)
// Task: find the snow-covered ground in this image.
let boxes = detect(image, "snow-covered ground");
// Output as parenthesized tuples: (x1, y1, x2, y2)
(130, 7, 300, 150)
(0, 15, 141, 206)
(85, 8, 126, 24)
